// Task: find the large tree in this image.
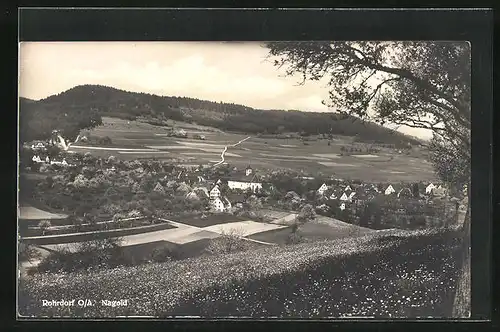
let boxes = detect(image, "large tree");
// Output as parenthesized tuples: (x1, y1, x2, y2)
(266, 41, 471, 227)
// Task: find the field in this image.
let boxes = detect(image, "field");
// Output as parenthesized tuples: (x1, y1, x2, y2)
(18, 229, 464, 318)
(71, 117, 436, 182)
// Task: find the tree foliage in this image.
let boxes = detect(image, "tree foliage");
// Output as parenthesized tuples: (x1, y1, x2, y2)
(19, 97, 102, 143)
(266, 41, 470, 164)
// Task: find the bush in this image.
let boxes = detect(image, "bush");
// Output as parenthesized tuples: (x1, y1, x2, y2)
(38, 220, 51, 235)
(35, 237, 124, 273)
(205, 228, 251, 255)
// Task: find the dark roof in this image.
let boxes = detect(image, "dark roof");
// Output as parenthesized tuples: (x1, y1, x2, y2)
(224, 172, 262, 183)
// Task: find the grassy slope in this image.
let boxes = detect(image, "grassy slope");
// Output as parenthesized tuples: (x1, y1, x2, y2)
(19, 228, 463, 318)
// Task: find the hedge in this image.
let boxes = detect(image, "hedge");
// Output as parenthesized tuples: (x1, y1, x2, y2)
(18, 228, 464, 318)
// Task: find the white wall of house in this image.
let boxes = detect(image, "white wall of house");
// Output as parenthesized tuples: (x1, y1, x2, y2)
(211, 197, 225, 212)
(425, 183, 436, 194)
(210, 186, 221, 198)
(245, 168, 253, 176)
(317, 183, 328, 194)
(227, 180, 262, 192)
(385, 185, 395, 195)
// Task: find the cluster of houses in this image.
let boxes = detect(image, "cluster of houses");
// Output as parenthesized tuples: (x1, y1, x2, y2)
(177, 166, 263, 213)
(31, 155, 73, 167)
(316, 181, 449, 211)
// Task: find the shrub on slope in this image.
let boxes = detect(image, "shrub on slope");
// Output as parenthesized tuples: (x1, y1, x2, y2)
(18, 229, 463, 318)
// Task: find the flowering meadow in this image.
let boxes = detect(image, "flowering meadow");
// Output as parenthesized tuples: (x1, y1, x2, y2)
(19, 228, 464, 318)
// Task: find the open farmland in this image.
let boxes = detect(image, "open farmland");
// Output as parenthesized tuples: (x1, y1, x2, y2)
(72, 117, 436, 182)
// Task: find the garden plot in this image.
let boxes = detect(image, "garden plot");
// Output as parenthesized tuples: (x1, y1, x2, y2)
(18, 206, 68, 220)
(202, 220, 288, 237)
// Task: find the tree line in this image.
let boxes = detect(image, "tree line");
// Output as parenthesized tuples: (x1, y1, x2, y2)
(20, 84, 421, 145)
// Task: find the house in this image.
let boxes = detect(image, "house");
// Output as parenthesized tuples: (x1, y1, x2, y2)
(385, 185, 396, 195)
(197, 176, 206, 183)
(329, 192, 338, 200)
(317, 183, 329, 195)
(209, 185, 221, 198)
(425, 183, 436, 194)
(211, 197, 226, 213)
(339, 202, 346, 211)
(348, 192, 356, 200)
(226, 172, 263, 193)
(45, 156, 50, 163)
(32, 155, 43, 163)
(339, 192, 350, 201)
(345, 185, 352, 192)
(245, 166, 253, 176)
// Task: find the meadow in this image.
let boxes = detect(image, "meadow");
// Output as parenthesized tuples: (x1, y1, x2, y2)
(18, 228, 463, 318)
(72, 117, 436, 183)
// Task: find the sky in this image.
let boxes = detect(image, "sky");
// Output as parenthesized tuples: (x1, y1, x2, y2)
(19, 42, 432, 140)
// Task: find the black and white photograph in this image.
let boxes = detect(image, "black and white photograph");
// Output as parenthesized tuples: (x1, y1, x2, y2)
(17, 38, 473, 318)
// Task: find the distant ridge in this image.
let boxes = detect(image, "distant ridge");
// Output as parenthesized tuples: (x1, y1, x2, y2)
(22, 84, 422, 146)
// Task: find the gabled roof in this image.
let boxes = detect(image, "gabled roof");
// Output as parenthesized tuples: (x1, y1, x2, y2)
(225, 172, 262, 183)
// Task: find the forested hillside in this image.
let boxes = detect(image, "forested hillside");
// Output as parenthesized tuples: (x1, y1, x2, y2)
(21, 85, 421, 145)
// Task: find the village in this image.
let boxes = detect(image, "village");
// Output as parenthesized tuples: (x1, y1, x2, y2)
(21, 133, 466, 232)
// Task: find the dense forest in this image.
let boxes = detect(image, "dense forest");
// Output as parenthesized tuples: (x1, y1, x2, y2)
(20, 84, 421, 145)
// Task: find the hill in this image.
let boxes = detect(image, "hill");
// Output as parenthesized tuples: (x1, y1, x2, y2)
(23, 84, 421, 145)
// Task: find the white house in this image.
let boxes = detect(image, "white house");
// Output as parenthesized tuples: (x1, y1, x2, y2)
(197, 176, 206, 183)
(348, 192, 356, 200)
(339, 202, 346, 211)
(245, 166, 253, 176)
(211, 197, 226, 213)
(385, 185, 396, 195)
(45, 156, 50, 163)
(329, 192, 338, 200)
(425, 183, 436, 194)
(345, 185, 352, 192)
(340, 192, 350, 201)
(228, 180, 262, 192)
(32, 155, 43, 163)
(210, 185, 221, 198)
(317, 183, 328, 195)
